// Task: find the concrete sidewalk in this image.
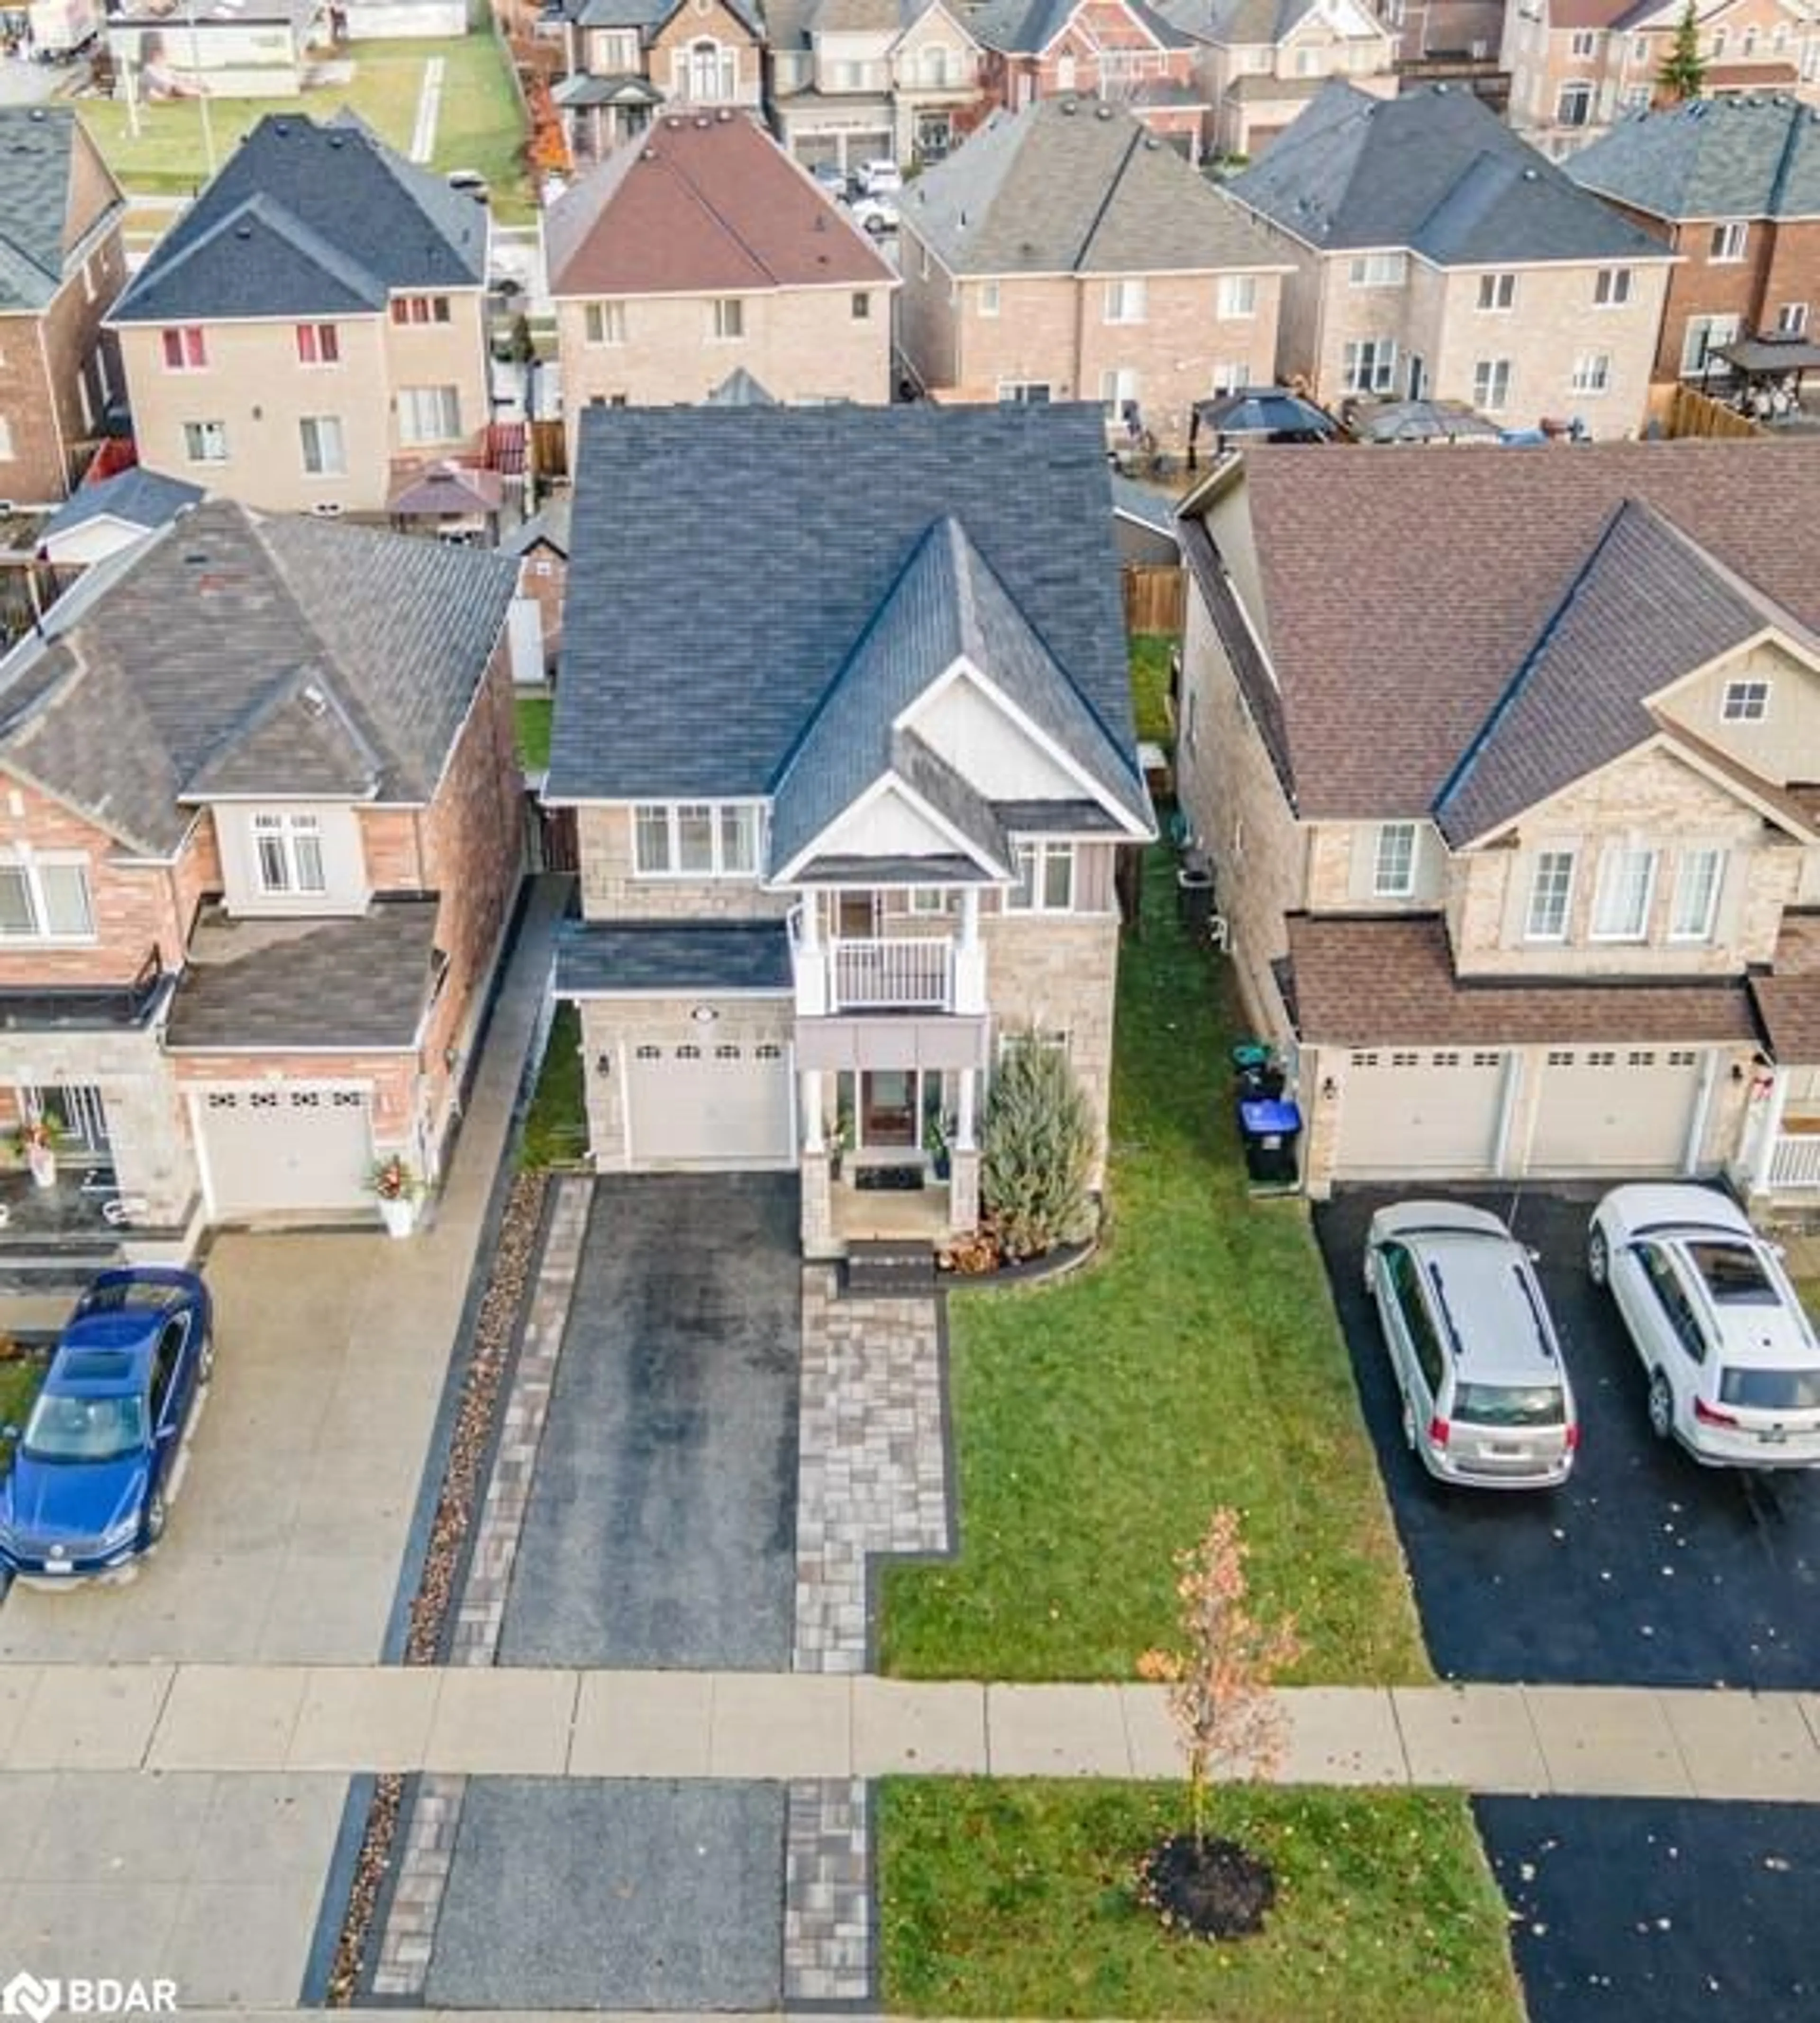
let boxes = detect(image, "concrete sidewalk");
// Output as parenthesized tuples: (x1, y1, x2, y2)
(4, 1664, 1820, 1800)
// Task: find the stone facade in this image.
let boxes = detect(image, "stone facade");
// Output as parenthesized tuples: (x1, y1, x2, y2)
(978, 911, 1120, 1175)
(576, 806, 794, 920)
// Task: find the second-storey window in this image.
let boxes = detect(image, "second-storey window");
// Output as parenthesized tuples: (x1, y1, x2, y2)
(1104, 278, 1147, 325)
(584, 301, 628, 345)
(0, 855, 93, 940)
(161, 326, 207, 370)
(711, 297, 745, 341)
(1594, 266, 1633, 307)
(1669, 848, 1723, 942)
(1373, 822, 1417, 898)
(1476, 272, 1517, 312)
(1710, 220, 1749, 264)
(391, 295, 451, 324)
(632, 802, 761, 877)
(1591, 847, 1657, 941)
(296, 323, 340, 365)
(1722, 677, 1770, 722)
(1526, 850, 1575, 941)
(978, 279, 1001, 317)
(1347, 252, 1406, 288)
(1006, 841, 1076, 913)
(254, 813, 327, 895)
(1217, 273, 1256, 319)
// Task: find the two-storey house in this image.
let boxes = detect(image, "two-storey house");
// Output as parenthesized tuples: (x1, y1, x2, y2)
(897, 98, 1289, 441)
(1228, 79, 1674, 434)
(1569, 93, 1820, 393)
(971, 0, 1211, 156)
(1174, 440, 1820, 1208)
(0, 501, 523, 1253)
(0, 107, 127, 510)
(1503, 0, 1820, 160)
(544, 401, 1154, 1256)
(553, 0, 764, 160)
(107, 112, 491, 517)
(765, 0, 987, 169)
(1154, 0, 1398, 160)
(545, 113, 895, 450)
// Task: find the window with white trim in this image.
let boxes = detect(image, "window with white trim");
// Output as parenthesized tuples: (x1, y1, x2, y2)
(252, 813, 327, 895)
(391, 294, 451, 324)
(1104, 278, 1147, 325)
(1476, 271, 1516, 312)
(1571, 351, 1611, 394)
(299, 415, 346, 476)
(1101, 366, 1139, 419)
(1669, 847, 1723, 942)
(1472, 356, 1513, 411)
(295, 323, 340, 365)
(631, 802, 762, 877)
(1217, 273, 1256, 319)
(1710, 220, 1749, 263)
(710, 297, 745, 340)
(584, 301, 628, 345)
(1722, 677, 1770, 721)
(1006, 841, 1076, 913)
(1342, 336, 1397, 393)
(1526, 850, 1575, 941)
(1682, 311, 1740, 376)
(182, 419, 228, 464)
(1372, 821, 1417, 898)
(978, 279, 1001, 318)
(1557, 80, 1593, 125)
(1591, 846, 1657, 941)
(998, 380, 1052, 404)
(0, 855, 94, 940)
(1570, 27, 1595, 53)
(1347, 251, 1406, 288)
(161, 326, 207, 370)
(907, 886, 950, 914)
(397, 385, 461, 444)
(1778, 301, 1809, 337)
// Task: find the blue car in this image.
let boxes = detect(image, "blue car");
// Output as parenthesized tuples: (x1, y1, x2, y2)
(0, 1268, 213, 1579)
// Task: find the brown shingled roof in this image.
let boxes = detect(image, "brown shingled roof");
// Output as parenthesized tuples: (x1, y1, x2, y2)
(1749, 913, 1820, 1061)
(544, 112, 897, 298)
(1286, 914, 1759, 1047)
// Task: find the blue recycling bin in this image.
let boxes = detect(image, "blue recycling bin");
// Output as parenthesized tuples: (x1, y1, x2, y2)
(1237, 1096, 1302, 1187)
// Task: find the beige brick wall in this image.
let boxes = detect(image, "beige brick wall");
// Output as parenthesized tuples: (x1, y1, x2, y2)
(557, 282, 891, 450)
(575, 805, 793, 921)
(577, 995, 795, 1166)
(980, 911, 1119, 1178)
(648, 0, 764, 102)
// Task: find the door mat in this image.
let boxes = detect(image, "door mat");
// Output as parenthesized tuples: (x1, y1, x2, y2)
(854, 1164, 926, 1193)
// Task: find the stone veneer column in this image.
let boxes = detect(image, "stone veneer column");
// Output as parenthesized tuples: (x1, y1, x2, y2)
(801, 1147, 835, 1255)
(948, 1147, 980, 1233)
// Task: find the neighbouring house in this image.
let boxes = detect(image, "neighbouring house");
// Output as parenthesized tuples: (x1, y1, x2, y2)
(36, 467, 204, 572)
(503, 496, 570, 674)
(1174, 439, 1820, 1207)
(1502, 0, 1820, 161)
(1227, 79, 1674, 434)
(0, 107, 128, 510)
(106, 0, 324, 97)
(1568, 93, 1820, 395)
(552, 0, 764, 160)
(764, 0, 986, 171)
(970, 0, 1211, 156)
(107, 112, 491, 518)
(543, 401, 1154, 1254)
(545, 112, 895, 444)
(896, 98, 1288, 441)
(1153, 0, 1398, 160)
(0, 499, 524, 1253)
(1387, 0, 1507, 69)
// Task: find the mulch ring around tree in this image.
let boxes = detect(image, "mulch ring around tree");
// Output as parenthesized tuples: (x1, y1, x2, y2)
(1137, 1833, 1277, 1941)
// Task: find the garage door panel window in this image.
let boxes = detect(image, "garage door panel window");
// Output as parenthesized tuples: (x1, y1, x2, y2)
(1373, 821, 1417, 899)
(1591, 847, 1656, 941)
(632, 802, 763, 879)
(1526, 850, 1575, 941)
(1669, 847, 1724, 942)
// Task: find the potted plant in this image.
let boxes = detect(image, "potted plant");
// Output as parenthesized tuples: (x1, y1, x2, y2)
(831, 1103, 854, 1182)
(10, 1116, 59, 1190)
(367, 1153, 421, 1238)
(924, 1112, 953, 1181)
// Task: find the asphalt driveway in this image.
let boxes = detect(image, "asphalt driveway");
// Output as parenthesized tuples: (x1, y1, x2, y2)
(498, 1173, 801, 1669)
(1316, 1185, 1820, 1688)
(1477, 1796, 1820, 2023)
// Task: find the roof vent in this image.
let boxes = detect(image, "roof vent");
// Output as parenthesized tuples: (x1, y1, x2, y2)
(643, 146, 658, 159)
(301, 683, 328, 715)
(1522, 165, 1538, 179)
(1061, 95, 1078, 113)
(694, 114, 710, 128)
(1434, 81, 1448, 91)
(716, 106, 732, 120)
(28, 107, 45, 121)
(235, 222, 253, 239)
(1096, 103, 1113, 118)
(1144, 135, 1159, 148)
(182, 550, 211, 566)
(273, 119, 289, 136)
(328, 133, 345, 148)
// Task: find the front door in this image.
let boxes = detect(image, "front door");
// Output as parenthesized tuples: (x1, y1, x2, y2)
(1407, 354, 1427, 401)
(861, 1069, 919, 1148)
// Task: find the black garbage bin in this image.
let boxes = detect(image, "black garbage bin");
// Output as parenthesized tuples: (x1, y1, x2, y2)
(1237, 1097, 1302, 1187)
(1231, 1040, 1286, 1103)
(1177, 854, 1215, 936)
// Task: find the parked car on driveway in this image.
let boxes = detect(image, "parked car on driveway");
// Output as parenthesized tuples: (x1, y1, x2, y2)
(1365, 1201, 1578, 1488)
(810, 160, 849, 198)
(0, 1267, 213, 1580)
(856, 158, 901, 196)
(1588, 1184, 1820, 1468)
(848, 193, 898, 236)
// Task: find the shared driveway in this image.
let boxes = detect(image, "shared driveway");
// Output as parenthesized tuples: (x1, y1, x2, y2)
(0, 1231, 445, 1665)
(499, 1173, 801, 1669)
(1316, 1186, 1820, 1690)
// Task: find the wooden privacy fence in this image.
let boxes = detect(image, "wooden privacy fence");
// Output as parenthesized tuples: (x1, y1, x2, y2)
(1123, 563, 1186, 635)
(1666, 383, 1763, 441)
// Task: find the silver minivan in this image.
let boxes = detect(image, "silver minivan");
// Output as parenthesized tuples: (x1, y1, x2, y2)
(1365, 1202, 1579, 1489)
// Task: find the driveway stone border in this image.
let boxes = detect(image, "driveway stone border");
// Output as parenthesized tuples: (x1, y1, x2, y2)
(783, 1778, 872, 2007)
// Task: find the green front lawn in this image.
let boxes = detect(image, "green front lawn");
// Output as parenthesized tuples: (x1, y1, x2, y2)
(515, 694, 554, 772)
(80, 34, 533, 217)
(880, 1782, 1521, 2021)
(879, 852, 1429, 1683)
(0, 1345, 49, 1476)
(520, 1001, 588, 1170)
(1129, 634, 1177, 748)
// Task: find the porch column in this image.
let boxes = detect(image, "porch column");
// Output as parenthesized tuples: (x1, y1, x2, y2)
(954, 886, 986, 1015)
(801, 1066, 825, 1154)
(794, 891, 829, 1016)
(955, 1063, 978, 1150)
(1752, 1063, 1791, 1197)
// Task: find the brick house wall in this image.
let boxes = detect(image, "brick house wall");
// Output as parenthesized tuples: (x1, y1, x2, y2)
(517, 542, 567, 664)
(648, 0, 764, 103)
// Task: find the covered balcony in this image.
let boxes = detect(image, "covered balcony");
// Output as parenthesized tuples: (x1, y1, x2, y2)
(787, 886, 986, 1018)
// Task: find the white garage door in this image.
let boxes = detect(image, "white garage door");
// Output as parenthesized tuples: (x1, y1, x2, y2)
(196, 1086, 374, 1216)
(1333, 1048, 1507, 1179)
(626, 1041, 793, 1168)
(1528, 1047, 1703, 1174)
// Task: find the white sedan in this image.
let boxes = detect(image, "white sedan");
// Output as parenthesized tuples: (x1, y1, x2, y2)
(1588, 1184, 1820, 1468)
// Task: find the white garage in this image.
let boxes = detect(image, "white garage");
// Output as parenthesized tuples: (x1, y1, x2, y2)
(1526, 1047, 1705, 1174)
(194, 1085, 375, 1217)
(625, 1040, 794, 1168)
(1331, 1048, 1509, 1179)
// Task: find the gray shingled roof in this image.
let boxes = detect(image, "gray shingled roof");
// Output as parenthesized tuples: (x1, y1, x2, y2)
(0, 107, 112, 313)
(37, 469, 204, 546)
(550, 403, 1145, 824)
(555, 920, 792, 994)
(1229, 78, 1667, 263)
(902, 97, 1285, 275)
(1568, 96, 1820, 223)
(1435, 499, 1820, 846)
(502, 497, 572, 558)
(707, 367, 778, 405)
(971, 0, 1192, 50)
(566, 0, 758, 33)
(165, 901, 442, 1049)
(0, 501, 515, 856)
(110, 112, 484, 326)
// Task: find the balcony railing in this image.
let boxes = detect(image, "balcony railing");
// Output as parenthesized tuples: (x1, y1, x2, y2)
(831, 937, 954, 1011)
(1768, 1133, 1820, 1191)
